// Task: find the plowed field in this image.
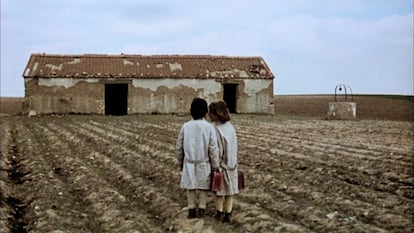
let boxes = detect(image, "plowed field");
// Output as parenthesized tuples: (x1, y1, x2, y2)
(1, 114, 413, 233)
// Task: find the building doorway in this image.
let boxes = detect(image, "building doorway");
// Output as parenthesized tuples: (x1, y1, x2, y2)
(105, 84, 128, 115)
(223, 84, 238, 113)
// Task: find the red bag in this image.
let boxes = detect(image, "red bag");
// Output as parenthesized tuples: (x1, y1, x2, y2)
(238, 171, 245, 190)
(211, 171, 222, 192)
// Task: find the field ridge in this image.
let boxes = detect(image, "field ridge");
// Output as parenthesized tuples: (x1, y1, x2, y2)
(1, 114, 413, 232)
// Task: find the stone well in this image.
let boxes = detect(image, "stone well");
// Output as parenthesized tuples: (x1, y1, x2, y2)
(328, 101, 356, 120)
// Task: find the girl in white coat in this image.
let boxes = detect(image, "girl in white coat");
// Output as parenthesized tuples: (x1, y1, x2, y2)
(176, 98, 220, 218)
(208, 101, 239, 223)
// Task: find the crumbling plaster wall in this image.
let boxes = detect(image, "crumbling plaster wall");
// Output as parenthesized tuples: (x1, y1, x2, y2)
(129, 78, 274, 114)
(129, 78, 222, 114)
(24, 77, 274, 115)
(237, 79, 274, 114)
(24, 78, 104, 114)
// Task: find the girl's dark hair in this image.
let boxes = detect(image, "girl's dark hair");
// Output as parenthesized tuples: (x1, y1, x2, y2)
(209, 101, 231, 123)
(190, 98, 208, 120)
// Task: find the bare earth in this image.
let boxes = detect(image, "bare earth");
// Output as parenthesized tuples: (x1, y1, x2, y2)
(1, 95, 413, 232)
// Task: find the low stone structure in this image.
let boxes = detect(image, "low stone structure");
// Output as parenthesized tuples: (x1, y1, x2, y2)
(328, 102, 357, 120)
(23, 54, 275, 115)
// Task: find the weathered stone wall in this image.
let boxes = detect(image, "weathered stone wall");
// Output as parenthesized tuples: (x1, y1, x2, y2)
(24, 78, 104, 114)
(24, 77, 274, 115)
(128, 79, 222, 114)
(238, 79, 274, 114)
(130, 78, 274, 114)
(327, 102, 357, 120)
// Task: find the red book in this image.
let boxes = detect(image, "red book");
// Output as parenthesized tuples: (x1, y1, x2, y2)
(238, 171, 245, 190)
(211, 171, 222, 192)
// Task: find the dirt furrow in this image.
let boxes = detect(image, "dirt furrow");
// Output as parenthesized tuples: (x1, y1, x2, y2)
(5, 120, 100, 233)
(2, 115, 412, 233)
(45, 124, 174, 231)
(0, 122, 13, 233)
(74, 120, 179, 173)
(55, 118, 250, 232)
(31, 121, 161, 232)
(237, 121, 413, 169)
(70, 118, 298, 232)
(241, 133, 412, 196)
(86, 119, 177, 160)
(238, 124, 413, 196)
(237, 164, 391, 232)
(237, 135, 412, 231)
(94, 117, 414, 232)
(0, 121, 29, 233)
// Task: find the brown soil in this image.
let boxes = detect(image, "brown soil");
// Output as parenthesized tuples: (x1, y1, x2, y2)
(1, 114, 413, 233)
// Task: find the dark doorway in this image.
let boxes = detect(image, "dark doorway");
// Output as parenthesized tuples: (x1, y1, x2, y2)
(105, 84, 128, 115)
(223, 84, 238, 113)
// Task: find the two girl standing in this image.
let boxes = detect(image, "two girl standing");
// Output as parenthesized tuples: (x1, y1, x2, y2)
(176, 98, 239, 223)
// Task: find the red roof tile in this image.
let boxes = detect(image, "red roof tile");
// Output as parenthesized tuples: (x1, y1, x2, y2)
(23, 54, 274, 79)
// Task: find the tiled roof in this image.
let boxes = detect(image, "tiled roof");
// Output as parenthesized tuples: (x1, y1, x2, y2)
(23, 54, 274, 79)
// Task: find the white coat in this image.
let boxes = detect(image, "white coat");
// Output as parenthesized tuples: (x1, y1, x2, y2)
(215, 121, 239, 196)
(176, 118, 220, 190)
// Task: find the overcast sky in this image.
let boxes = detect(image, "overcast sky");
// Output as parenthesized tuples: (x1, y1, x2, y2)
(1, 0, 413, 97)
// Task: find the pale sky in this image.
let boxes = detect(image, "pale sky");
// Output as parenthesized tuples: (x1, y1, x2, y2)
(1, 0, 413, 97)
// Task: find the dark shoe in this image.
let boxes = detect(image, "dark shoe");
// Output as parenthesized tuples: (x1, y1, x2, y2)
(197, 208, 205, 218)
(188, 209, 197, 219)
(223, 212, 232, 223)
(214, 211, 224, 221)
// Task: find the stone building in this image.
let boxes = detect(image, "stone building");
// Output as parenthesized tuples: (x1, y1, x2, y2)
(23, 54, 275, 115)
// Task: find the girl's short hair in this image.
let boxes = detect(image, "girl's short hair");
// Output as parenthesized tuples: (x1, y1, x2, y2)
(190, 98, 208, 120)
(209, 101, 231, 123)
